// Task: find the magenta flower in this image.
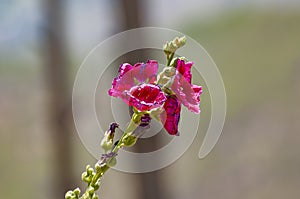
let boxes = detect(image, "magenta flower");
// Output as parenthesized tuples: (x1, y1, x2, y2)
(160, 95, 181, 136)
(171, 59, 202, 114)
(108, 60, 166, 112)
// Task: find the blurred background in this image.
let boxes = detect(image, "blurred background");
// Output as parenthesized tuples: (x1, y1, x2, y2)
(1, 0, 300, 198)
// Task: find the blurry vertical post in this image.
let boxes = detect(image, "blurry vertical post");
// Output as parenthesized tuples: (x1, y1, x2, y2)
(119, 0, 166, 199)
(43, 0, 73, 197)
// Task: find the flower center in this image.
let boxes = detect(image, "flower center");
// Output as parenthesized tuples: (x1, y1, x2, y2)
(131, 84, 161, 103)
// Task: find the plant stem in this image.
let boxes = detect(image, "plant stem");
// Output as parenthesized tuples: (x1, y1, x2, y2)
(79, 115, 139, 199)
(166, 53, 174, 66)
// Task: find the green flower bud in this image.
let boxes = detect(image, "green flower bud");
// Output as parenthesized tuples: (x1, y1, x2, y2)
(82, 193, 90, 199)
(86, 165, 91, 172)
(163, 44, 170, 55)
(82, 165, 95, 183)
(92, 195, 99, 199)
(164, 42, 177, 54)
(176, 36, 186, 48)
(82, 171, 87, 180)
(122, 133, 137, 147)
(73, 188, 81, 196)
(87, 165, 94, 175)
(88, 187, 95, 195)
(81, 171, 88, 183)
(173, 37, 180, 45)
(93, 179, 101, 190)
(65, 191, 73, 199)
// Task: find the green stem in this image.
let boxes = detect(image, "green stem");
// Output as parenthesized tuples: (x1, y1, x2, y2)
(112, 118, 138, 152)
(79, 114, 140, 199)
(166, 53, 174, 66)
(90, 165, 109, 189)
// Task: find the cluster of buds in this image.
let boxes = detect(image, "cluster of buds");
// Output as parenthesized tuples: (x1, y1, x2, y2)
(65, 188, 81, 199)
(157, 66, 176, 88)
(65, 165, 100, 199)
(163, 36, 186, 55)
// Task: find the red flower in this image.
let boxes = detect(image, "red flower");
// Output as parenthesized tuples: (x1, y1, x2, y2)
(126, 83, 166, 111)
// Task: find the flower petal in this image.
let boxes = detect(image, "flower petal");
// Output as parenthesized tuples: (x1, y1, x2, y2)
(118, 63, 133, 77)
(171, 71, 202, 113)
(161, 95, 181, 136)
(131, 60, 158, 84)
(108, 60, 159, 100)
(176, 59, 193, 83)
(125, 83, 166, 112)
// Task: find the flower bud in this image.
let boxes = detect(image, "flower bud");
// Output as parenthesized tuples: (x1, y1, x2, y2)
(81, 171, 92, 183)
(163, 36, 187, 54)
(73, 188, 81, 196)
(177, 36, 186, 48)
(88, 187, 95, 195)
(93, 179, 101, 190)
(109, 123, 119, 135)
(86, 165, 94, 175)
(81, 171, 87, 181)
(65, 191, 73, 199)
(164, 42, 177, 54)
(81, 165, 95, 183)
(122, 133, 137, 147)
(92, 195, 99, 199)
(101, 123, 119, 152)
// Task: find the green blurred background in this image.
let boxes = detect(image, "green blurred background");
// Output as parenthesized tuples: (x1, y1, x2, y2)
(1, 0, 300, 198)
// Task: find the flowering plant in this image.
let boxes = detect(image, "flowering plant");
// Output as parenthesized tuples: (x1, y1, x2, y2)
(65, 36, 202, 199)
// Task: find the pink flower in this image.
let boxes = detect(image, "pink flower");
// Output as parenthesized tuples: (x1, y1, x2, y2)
(161, 59, 202, 136)
(171, 59, 203, 114)
(108, 60, 166, 112)
(160, 95, 181, 135)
